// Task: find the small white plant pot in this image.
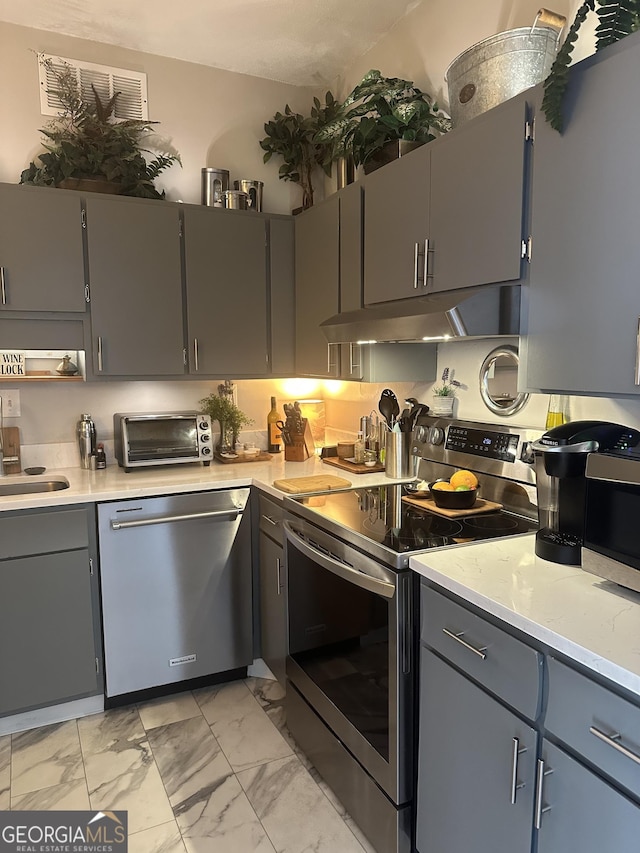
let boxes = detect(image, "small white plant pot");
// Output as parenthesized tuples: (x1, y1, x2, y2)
(431, 395, 455, 417)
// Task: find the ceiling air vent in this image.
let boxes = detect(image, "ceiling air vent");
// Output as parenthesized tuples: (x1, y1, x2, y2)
(38, 53, 149, 121)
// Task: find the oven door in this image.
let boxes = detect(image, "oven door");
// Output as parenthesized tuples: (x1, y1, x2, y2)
(284, 516, 413, 805)
(123, 415, 200, 465)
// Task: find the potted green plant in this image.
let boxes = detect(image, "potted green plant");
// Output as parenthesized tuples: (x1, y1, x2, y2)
(431, 367, 461, 416)
(542, 1, 640, 132)
(316, 70, 452, 174)
(20, 57, 180, 199)
(199, 392, 253, 452)
(260, 90, 343, 210)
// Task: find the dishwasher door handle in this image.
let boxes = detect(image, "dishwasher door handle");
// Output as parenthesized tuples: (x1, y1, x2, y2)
(110, 508, 240, 530)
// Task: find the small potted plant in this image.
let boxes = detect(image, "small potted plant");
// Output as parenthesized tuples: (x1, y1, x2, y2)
(316, 70, 452, 174)
(431, 367, 461, 416)
(199, 392, 253, 453)
(20, 57, 180, 199)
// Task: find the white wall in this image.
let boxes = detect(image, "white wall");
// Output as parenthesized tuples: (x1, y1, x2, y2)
(0, 21, 316, 212)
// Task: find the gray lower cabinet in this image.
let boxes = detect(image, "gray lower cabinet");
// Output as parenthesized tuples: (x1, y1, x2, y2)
(0, 183, 86, 313)
(85, 194, 185, 377)
(416, 649, 538, 853)
(536, 740, 640, 853)
(522, 31, 640, 395)
(257, 492, 286, 686)
(0, 506, 101, 716)
(183, 205, 270, 376)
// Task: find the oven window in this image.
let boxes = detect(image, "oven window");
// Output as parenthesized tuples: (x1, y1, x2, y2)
(585, 479, 640, 570)
(126, 418, 198, 461)
(288, 545, 390, 761)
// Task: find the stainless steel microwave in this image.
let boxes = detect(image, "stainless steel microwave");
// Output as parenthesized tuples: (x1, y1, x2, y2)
(582, 450, 640, 594)
(113, 412, 212, 472)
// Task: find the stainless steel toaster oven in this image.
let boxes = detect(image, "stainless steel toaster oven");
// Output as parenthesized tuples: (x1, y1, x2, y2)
(113, 411, 212, 472)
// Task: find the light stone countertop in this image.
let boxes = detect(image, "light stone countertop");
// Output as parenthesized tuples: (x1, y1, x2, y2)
(0, 454, 405, 512)
(410, 535, 640, 700)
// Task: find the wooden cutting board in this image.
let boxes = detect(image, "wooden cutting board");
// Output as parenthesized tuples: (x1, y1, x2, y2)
(273, 474, 352, 494)
(322, 456, 385, 474)
(1, 427, 21, 474)
(402, 494, 503, 518)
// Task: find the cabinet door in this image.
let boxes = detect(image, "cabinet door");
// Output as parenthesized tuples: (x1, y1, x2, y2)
(0, 184, 86, 312)
(416, 649, 537, 853)
(85, 195, 185, 376)
(269, 217, 295, 376)
(259, 532, 287, 686)
(0, 550, 98, 715)
(523, 36, 640, 395)
(429, 96, 528, 293)
(537, 741, 640, 853)
(184, 206, 269, 375)
(363, 144, 430, 305)
(294, 195, 340, 376)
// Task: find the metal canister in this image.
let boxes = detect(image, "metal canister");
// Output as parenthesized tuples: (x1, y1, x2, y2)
(223, 190, 250, 210)
(77, 413, 96, 470)
(234, 180, 263, 211)
(201, 167, 229, 207)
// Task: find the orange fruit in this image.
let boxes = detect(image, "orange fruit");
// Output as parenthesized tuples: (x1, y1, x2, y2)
(432, 481, 455, 491)
(449, 470, 478, 490)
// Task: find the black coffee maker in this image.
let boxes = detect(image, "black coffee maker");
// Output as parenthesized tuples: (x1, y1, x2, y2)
(532, 420, 640, 565)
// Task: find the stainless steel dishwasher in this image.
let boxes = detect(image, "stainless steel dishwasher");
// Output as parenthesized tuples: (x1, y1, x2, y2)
(97, 488, 252, 701)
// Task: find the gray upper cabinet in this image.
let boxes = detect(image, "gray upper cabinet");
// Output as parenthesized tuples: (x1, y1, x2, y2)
(295, 194, 340, 377)
(522, 33, 640, 395)
(183, 206, 269, 376)
(269, 217, 296, 376)
(364, 144, 430, 305)
(429, 95, 528, 293)
(0, 184, 86, 313)
(85, 195, 185, 377)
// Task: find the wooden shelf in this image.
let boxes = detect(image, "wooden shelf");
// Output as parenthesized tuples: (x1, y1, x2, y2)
(0, 374, 84, 382)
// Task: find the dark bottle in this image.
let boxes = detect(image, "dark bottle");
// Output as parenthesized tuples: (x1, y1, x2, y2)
(267, 396, 283, 453)
(95, 443, 107, 469)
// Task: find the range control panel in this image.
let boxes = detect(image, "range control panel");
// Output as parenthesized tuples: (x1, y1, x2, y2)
(445, 425, 520, 462)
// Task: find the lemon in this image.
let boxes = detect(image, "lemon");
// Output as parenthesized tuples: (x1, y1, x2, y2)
(450, 469, 478, 490)
(432, 482, 455, 492)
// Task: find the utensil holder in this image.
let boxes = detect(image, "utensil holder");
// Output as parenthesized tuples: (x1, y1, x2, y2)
(385, 431, 413, 478)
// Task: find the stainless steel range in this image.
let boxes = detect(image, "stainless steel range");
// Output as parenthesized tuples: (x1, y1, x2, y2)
(283, 416, 540, 853)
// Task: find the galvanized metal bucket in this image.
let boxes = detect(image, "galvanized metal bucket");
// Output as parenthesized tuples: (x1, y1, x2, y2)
(445, 8, 566, 127)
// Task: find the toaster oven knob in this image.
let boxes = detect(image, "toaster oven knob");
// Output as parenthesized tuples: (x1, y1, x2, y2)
(201, 446, 211, 456)
(201, 434, 210, 442)
(199, 420, 210, 430)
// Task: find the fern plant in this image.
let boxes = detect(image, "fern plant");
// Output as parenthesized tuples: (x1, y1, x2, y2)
(542, 0, 640, 132)
(20, 57, 180, 198)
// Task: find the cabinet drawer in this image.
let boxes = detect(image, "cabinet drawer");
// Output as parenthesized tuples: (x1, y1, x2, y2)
(258, 493, 284, 544)
(421, 584, 542, 720)
(0, 508, 89, 560)
(546, 657, 640, 799)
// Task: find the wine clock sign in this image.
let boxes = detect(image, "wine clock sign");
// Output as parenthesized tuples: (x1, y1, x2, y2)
(0, 352, 25, 377)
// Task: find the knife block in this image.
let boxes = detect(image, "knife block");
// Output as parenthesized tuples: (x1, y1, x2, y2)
(284, 418, 315, 462)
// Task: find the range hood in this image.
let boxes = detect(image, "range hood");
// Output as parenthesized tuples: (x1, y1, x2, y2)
(321, 285, 521, 344)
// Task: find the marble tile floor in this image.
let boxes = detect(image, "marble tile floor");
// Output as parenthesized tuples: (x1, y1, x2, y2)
(0, 676, 377, 853)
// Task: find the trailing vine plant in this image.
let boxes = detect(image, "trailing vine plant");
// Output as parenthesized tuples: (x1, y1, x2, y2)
(542, 0, 640, 132)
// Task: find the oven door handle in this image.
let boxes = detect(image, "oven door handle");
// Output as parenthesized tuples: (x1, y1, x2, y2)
(283, 521, 396, 599)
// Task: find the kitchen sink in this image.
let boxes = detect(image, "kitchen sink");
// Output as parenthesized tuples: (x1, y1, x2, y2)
(0, 477, 70, 496)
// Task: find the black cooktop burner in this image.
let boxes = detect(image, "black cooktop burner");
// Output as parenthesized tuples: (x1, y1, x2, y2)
(292, 484, 537, 556)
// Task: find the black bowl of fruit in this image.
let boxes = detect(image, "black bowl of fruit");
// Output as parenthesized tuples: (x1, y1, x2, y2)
(429, 470, 479, 510)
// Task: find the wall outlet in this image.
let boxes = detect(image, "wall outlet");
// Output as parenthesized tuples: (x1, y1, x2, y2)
(0, 390, 21, 418)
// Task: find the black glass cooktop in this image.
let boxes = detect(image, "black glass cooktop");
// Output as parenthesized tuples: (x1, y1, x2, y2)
(292, 484, 537, 556)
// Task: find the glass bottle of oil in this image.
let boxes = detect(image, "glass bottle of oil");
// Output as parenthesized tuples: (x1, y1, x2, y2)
(545, 395, 569, 430)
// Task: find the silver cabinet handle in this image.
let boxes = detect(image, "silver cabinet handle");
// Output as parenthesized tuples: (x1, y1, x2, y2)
(276, 556, 282, 596)
(534, 759, 553, 829)
(327, 343, 338, 376)
(425, 238, 434, 287)
(111, 507, 239, 530)
(0, 267, 6, 305)
(442, 627, 487, 660)
(413, 242, 420, 288)
(510, 737, 527, 804)
(193, 337, 199, 372)
(589, 726, 640, 766)
(97, 336, 104, 372)
(262, 514, 279, 526)
(635, 318, 640, 385)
